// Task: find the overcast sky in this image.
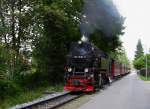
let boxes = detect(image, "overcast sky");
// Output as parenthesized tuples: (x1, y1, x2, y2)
(113, 0, 150, 60)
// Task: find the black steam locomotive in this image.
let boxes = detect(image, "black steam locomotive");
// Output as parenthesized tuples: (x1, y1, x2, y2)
(64, 41, 129, 92)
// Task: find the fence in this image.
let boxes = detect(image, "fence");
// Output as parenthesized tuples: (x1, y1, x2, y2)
(140, 68, 150, 77)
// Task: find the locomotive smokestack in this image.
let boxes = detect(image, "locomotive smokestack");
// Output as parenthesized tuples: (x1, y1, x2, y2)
(80, 0, 122, 38)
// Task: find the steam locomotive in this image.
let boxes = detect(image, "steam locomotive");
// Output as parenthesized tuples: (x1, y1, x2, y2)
(64, 41, 129, 92)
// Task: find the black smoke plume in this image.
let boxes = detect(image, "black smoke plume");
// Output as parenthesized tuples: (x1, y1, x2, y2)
(80, 0, 122, 40)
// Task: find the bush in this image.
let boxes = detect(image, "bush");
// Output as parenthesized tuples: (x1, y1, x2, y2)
(140, 68, 150, 77)
(0, 80, 20, 99)
(16, 71, 48, 89)
(133, 56, 145, 70)
(133, 54, 150, 70)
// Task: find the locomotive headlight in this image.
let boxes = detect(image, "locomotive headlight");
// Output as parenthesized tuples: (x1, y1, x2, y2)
(68, 68, 72, 72)
(87, 74, 94, 80)
(84, 68, 88, 72)
(90, 74, 94, 78)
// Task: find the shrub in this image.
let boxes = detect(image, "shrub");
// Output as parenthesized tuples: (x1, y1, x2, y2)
(0, 80, 20, 99)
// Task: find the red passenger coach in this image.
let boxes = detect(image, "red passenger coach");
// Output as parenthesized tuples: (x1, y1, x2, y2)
(120, 64, 125, 76)
(111, 60, 129, 79)
(123, 65, 127, 75)
(111, 60, 122, 78)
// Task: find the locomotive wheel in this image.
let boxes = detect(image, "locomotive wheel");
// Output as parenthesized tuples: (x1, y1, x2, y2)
(93, 73, 103, 91)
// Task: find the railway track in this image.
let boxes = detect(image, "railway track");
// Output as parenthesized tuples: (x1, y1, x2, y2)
(11, 92, 83, 109)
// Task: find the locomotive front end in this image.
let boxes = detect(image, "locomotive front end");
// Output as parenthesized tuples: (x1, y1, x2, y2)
(64, 41, 95, 92)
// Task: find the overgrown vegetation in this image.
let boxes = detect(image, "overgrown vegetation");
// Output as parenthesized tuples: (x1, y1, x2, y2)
(140, 75, 150, 81)
(0, 0, 83, 97)
(0, 0, 128, 107)
(0, 85, 63, 109)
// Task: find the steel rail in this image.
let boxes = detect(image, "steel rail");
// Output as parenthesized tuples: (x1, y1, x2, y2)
(11, 92, 83, 109)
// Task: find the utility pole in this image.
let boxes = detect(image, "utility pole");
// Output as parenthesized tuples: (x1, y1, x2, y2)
(146, 53, 148, 80)
(145, 45, 148, 80)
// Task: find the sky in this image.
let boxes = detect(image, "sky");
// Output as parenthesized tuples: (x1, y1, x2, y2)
(112, 0, 150, 60)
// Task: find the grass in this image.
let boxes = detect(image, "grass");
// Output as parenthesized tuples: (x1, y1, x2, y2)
(0, 84, 64, 109)
(140, 75, 150, 81)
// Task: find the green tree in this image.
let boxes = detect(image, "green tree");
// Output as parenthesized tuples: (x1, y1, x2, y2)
(33, 0, 83, 83)
(117, 47, 130, 67)
(90, 16, 125, 53)
(0, 0, 38, 81)
(90, 30, 123, 53)
(133, 54, 150, 70)
(134, 39, 144, 59)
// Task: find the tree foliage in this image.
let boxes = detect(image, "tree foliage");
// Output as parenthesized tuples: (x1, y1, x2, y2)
(90, 30, 123, 53)
(90, 15, 125, 53)
(134, 39, 144, 60)
(0, 0, 40, 97)
(133, 54, 150, 70)
(116, 47, 130, 67)
(33, 0, 83, 83)
(133, 39, 145, 69)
